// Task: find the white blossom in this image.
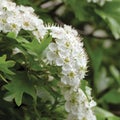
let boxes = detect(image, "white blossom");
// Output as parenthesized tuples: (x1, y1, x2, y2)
(64, 88, 96, 120)
(44, 25, 96, 119)
(0, 0, 46, 37)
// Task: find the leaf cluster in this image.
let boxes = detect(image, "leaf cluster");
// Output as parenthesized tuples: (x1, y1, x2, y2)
(0, 30, 66, 120)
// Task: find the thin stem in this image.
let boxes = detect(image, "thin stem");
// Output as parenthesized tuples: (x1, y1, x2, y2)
(33, 100, 41, 120)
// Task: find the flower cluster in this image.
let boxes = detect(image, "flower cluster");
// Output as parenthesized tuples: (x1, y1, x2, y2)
(0, 0, 96, 119)
(44, 25, 96, 120)
(0, 0, 46, 39)
(87, 0, 112, 6)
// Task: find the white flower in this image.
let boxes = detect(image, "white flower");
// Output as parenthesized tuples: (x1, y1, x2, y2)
(64, 25, 78, 37)
(89, 100, 97, 108)
(64, 88, 96, 119)
(85, 86, 97, 108)
(32, 19, 46, 39)
(21, 14, 36, 31)
(61, 69, 80, 86)
(12, 47, 21, 55)
(6, 16, 22, 34)
(0, 0, 16, 11)
(46, 43, 62, 65)
(17, 5, 34, 14)
(46, 25, 66, 39)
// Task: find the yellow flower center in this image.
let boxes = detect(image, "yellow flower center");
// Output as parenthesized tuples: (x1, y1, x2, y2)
(12, 24, 17, 28)
(69, 72, 75, 78)
(24, 22, 29, 27)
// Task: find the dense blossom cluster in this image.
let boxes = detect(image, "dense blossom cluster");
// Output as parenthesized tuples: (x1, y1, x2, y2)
(0, 0, 46, 39)
(45, 25, 96, 120)
(0, 0, 96, 119)
(87, 0, 112, 6)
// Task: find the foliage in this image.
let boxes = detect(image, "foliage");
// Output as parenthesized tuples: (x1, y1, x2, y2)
(0, 0, 120, 120)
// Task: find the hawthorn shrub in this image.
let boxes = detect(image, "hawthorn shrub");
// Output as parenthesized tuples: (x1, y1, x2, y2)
(0, 0, 120, 120)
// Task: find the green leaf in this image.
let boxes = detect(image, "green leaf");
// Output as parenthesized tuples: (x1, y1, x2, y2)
(16, 36, 29, 43)
(39, 33, 52, 54)
(95, 67, 113, 94)
(22, 38, 41, 56)
(0, 55, 15, 75)
(26, 54, 42, 71)
(95, 0, 120, 39)
(7, 32, 17, 39)
(85, 42, 103, 77)
(22, 33, 52, 56)
(16, 0, 32, 5)
(100, 89, 120, 104)
(64, 0, 92, 21)
(4, 72, 36, 106)
(95, 107, 120, 120)
(80, 80, 88, 92)
(110, 65, 120, 85)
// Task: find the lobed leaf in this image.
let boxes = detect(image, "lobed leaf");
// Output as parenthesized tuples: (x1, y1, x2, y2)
(22, 33, 52, 56)
(0, 55, 15, 75)
(4, 72, 36, 106)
